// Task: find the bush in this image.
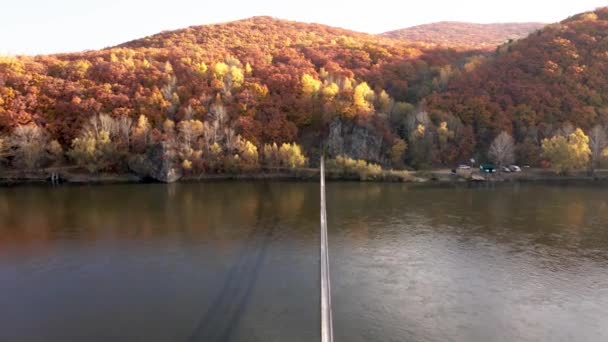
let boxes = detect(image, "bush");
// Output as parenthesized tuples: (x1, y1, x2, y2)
(326, 155, 382, 180)
(262, 142, 307, 169)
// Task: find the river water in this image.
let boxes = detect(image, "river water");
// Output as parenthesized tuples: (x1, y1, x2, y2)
(1, 182, 607, 341)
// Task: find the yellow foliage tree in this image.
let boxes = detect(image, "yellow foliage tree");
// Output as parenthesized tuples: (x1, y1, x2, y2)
(163, 119, 176, 135)
(377, 90, 392, 114)
(437, 122, 454, 145)
(69, 130, 116, 173)
(542, 128, 590, 173)
(414, 124, 426, 139)
(212, 62, 229, 79)
(301, 74, 321, 95)
(279, 143, 307, 168)
(342, 78, 353, 92)
(233, 137, 259, 171)
(132, 115, 151, 152)
(227, 65, 244, 89)
(390, 139, 407, 168)
(353, 82, 374, 113)
(194, 62, 208, 77)
(322, 82, 339, 99)
(262, 143, 280, 167)
(181, 159, 193, 171)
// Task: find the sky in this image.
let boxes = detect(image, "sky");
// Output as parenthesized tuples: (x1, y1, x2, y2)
(1, 0, 607, 55)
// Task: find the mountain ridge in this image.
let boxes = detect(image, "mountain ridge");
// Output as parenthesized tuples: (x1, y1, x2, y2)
(382, 21, 546, 48)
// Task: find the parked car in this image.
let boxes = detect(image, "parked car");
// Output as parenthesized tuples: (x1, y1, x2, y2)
(458, 164, 471, 170)
(480, 163, 497, 173)
(509, 165, 522, 172)
(502, 166, 511, 173)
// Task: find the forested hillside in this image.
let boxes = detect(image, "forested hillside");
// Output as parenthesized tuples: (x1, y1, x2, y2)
(427, 8, 608, 165)
(382, 22, 545, 49)
(1, 10, 608, 178)
(0, 16, 482, 176)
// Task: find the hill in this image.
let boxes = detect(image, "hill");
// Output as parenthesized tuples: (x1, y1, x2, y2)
(426, 8, 608, 164)
(2, 10, 608, 176)
(382, 21, 545, 49)
(0, 16, 482, 173)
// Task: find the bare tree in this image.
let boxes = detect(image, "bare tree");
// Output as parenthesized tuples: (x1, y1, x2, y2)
(0, 136, 9, 166)
(489, 131, 515, 168)
(556, 122, 575, 137)
(161, 75, 179, 118)
(177, 120, 204, 150)
(183, 105, 195, 120)
(208, 103, 228, 144)
(589, 124, 608, 172)
(117, 116, 133, 147)
(201, 122, 215, 151)
(224, 127, 237, 152)
(11, 123, 48, 169)
(98, 114, 120, 139)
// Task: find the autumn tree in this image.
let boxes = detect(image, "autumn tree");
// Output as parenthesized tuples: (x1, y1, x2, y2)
(132, 115, 151, 153)
(589, 125, 608, 172)
(435, 121, 456, 164)
(407, 112, 433, 169)
(68, 131, 112, 173)
(262, 143, 280, 167)
(68, 115, 122, 172)
(10, 124, 48, 169)
(48, 140, 64, 166)
(516, 137, 541, 167)
(390, 138, 407, 168)
(206, 103, 229, 145)
(322, 82, 339, 99)
(0, 136, 9, 167)
(542, 128, 590, 174)
(302, 74, 322, 95)
(278, 143, 307, 168)
(117, 116, 133, 148)
(230, 136, 259, 172)
(177, 119, 204, 172)
(177, 120, 204, 149)
(353, 82, 374, 115)
(488, 131, 515, 168)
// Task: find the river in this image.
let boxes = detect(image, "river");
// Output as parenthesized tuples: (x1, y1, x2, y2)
(1, 182, 607, 341)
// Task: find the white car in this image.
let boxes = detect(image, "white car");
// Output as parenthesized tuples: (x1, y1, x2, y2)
(509, 165, 522, 172)
(458, 165, 471, 170)
(502, 166, 511, 173)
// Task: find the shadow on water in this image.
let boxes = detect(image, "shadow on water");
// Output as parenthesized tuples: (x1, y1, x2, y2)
(187, 185, 277, 342)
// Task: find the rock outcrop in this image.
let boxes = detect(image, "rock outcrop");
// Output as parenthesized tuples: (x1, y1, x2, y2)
(128, 142, 182, 183)
(326, 119, 385, 163)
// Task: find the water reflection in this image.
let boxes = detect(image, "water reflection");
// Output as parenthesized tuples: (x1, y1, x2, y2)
(1, 182, 608, 341)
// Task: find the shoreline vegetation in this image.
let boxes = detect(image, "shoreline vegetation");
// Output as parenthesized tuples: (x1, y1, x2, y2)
(2, 166, 608, 187)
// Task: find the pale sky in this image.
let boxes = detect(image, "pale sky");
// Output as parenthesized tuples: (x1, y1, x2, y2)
(1, 0, 606, 55)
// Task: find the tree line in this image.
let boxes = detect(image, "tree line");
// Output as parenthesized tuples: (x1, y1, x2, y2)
(488, 124, 608, 173)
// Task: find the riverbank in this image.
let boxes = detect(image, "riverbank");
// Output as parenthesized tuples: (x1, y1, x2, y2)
(0, 168, 418, 186)
(2, 167, 608, 187)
